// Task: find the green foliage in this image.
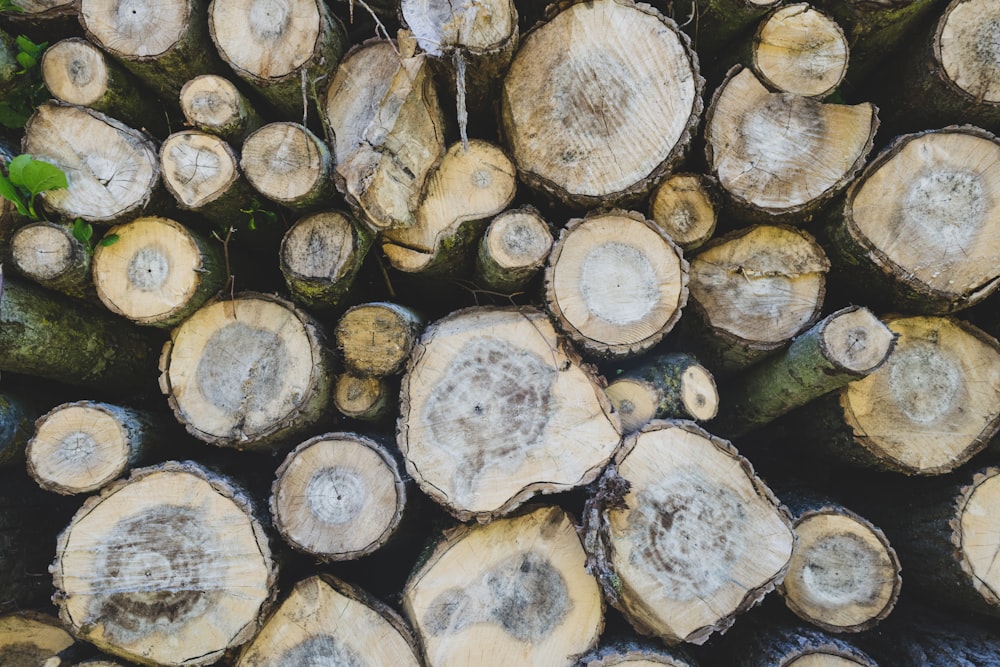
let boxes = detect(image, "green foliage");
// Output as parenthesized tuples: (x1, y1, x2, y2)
(240, 198, 278, 231)
(0, 0, 24, 12)
(0, 154, 67, 220)
(0, 35, 47, 128)
(70, 218, 117, 252)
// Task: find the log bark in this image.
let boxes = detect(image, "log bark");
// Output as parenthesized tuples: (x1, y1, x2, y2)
(474, 205, 552, 293)
(398, 306, 621, 521)
(0, 611, 77, 665)
(158, 292, 335, 450)
(821, 126, 1000, 313)
(582, 420, 794, 645)
(647, 173, 720, 252)
(681, 0, 782, 61)
(208, 0, 347, 119)
(178, 74, 264, 143)
(713, 306, 896, 438)
(25, 400, 165, 495)
(0, 278, 158, 391)
(500, 0, 702, 208)
(279, 209, 373, 310)
(92, 215, 227, 328)
(723, 623, 879, 666)
(23, 102, 161, 225)
(857, 605, 1000, 666)
(0, 392, 40, 466)
(41, 37, 166, 135)
(334, 301, 425, 377)
(235, 574, 422, 666)
(605, 352, 719, 433)
(333, 372, 396, 423)
(681, 224, 829, 374)
(270, 431, 407, 561)
(577, 640, 700, 666)
(332, 35, 448, 231)
(9, 220, 94, 300)
(159, 130, 257, 228)
(381, 139, 517, 275)
(704, 66, 876, 222)
(80, 0, 228, 101)
(544, 210, 689, 359)
(778, 492, 901, 633)
(51, 461, 276, 666)
(241, 122, 337, 213)
(793, 315, 1000, 475)
(402, 505, 604, 667)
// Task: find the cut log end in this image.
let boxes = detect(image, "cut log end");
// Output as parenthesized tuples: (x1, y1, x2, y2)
(160, 131, 240, 209)
(959, 469, 1000, 605)
(939, 0, 1000, 104)
(335, 302, 424, 377)
(10, 222, 85, 284)
(0, 612, 75, 666)
(480, 207, 552, 275)
(271, 433, 405, 561)
(647, 173, 718, 251)
(41, 37, 110, 107)
(333, 373, 394, 422)
(242, 123, 332, 209)
(822, 307, 897, 374)
(753, 3, 849, 98)
(81, 0, 187, 59)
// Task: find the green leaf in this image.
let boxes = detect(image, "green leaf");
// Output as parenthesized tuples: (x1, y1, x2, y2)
(99, 233, 119, 247)
(15, 52, 34, 70)
(14, 35, 42, 57)
(72, 218, 93, 245)
(6, 153, 31, 186)
(19, 158, 67, 196)
(0, 173, 27, 216)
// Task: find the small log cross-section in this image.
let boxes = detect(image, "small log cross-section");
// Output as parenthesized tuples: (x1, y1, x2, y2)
(402, 505, 604, 667)
(270, 432, 407, 561)
(51, 461, 276, 666)
(647, 173, 720, 252)
(92, 216, 227, 329)
(727, 624, 879, 667)
(160, 130, 254, 227)
(780, 493, 901, 634)
(26, 401, 163, 495)
(704, 67, 876, 221)
(501, 0, 702, 208)
(236, 575, 422, 666)
(24, 102, 160, 225)
(398, 307, 621, 521)
(159, 293, 335, 449)
(333, 373, 395, 423)
(10, 220, 94, 300)
(335, 302, 425, 377)
(584, 421, 794, 645)
(577, 640, 699, 667)
(0, 612, 76, 666)
(178, 75, 263, 143)
(544, 210, 689, 358)
(241, 122, 336, 213)
(475, 206, 553, 293)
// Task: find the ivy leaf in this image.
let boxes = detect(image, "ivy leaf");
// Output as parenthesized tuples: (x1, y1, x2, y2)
(19, 158, 67, 196)
(99, 233, 119, 247)
(72, 218, 93, 245)
(0, 173, 27, 216)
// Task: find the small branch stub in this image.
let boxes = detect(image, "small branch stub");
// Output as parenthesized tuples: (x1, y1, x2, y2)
(545, 210, 689, 359)
(402, 505, 604, 666)
(270, 432, 406, 561)
(158, 292, 335, 450)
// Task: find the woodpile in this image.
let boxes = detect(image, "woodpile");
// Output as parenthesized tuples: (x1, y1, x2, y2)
(1, 0, 1000, 664)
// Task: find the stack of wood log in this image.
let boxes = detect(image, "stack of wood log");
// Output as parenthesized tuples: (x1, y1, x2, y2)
(1, 0, 999, 664)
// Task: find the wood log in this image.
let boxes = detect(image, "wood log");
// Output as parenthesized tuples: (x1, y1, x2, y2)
(333, 34, 448, 231)
(79, 0, 227, 101)
(235, 574, 422, 666)
(0, 392, 40, 466)
(857, 605, 1000, 666)
(778, 492, 901, 633)
(577, 639, 699, 666)
(380, 138, 517, 275)
(51, 461, 276, 666)
(178, 74, 264, 143)
(0, 278, 158, 391)
(681, 224, 830, 374)
(722, 623, 879, 666)
(792, 315, 1000, 475)
(208, 0, 347, 119)
(23, 102, 161, 225)
(605, 352, 719, 433)
(0, 611, 77, 665)
(279, 209, 373, 310)
(25, 400, 165, 495)
(583, 420, 795, 644)
(92, 215, 227, 328)
(0, 30, 15, 98)
(820, 126, 1000, 313)
(474, 205, 553, 293)
(704, 66, 876, 222)
(9, 220, 94, 300)
(41, 37, 166, 135)
(398, 306, 621, 521)
(544, 210, 689, 359)
(241, 122, 337, 213)
(158, 292, 335, 449)
(500, 0, 702, 208)
(745, 3, 849, 98)
(270, 432, 406, 561)
(333, 372, 396, 423)
(647, 173, 719, 252)
(159, 130, 257, 229)
(402, 505, 604, 667)
(681, 0, 782, 62)
(334, 301, 425, 377)
(713, 306, 896, 438)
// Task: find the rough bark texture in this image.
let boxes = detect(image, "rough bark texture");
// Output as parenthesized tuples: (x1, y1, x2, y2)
(178, 74, 264, 143)
(474, 205, 553, 293)
(9, 220, 94, 300)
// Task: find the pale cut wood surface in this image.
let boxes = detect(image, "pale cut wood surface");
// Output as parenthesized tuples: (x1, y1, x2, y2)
(402, 0, 516, 56)
(476, 206, 553, 291)
(753, 3, 848, 97)
(0, 612, 75, 665)
(179, 74, 263, 141)
(647, 173, 718, 251)
(403, 505, 604, 667)
(335, 302, 424, 377)
(160, 131, 240, 208)
(41, 37, 110, 106)
(241, 122, 333, 210)
(81, 0, 188, 58)
(939, 0, 1000, 103)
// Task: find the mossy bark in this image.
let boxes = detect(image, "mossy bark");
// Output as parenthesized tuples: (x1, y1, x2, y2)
(0, 393, 39, 467)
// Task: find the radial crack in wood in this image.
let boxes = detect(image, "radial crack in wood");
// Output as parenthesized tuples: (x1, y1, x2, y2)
(398, 306, 621, 521)
(10, 220, 94, 300)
